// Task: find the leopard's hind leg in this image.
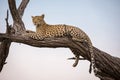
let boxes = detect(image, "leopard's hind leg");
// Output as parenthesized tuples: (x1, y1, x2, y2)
(72, 55, 79, 67)
(69, 48, 80, 67)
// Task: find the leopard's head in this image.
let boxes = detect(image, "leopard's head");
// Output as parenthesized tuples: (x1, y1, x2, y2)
(32, 14, 46, 26)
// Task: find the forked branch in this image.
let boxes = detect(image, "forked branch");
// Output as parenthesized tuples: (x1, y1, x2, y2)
(0, 0, 29, 72)
(8, 0, 26, 33)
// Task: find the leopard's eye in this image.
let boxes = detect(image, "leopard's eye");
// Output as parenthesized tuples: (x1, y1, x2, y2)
(37, 19, 41, 21)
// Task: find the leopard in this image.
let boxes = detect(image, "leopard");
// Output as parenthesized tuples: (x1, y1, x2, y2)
(24, 14, 95, 73)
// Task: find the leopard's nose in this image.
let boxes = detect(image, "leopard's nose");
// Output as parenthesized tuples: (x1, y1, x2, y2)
(34, 22, 37, 25)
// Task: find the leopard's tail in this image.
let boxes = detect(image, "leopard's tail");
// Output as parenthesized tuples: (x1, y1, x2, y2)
(88, 40, 95, 73)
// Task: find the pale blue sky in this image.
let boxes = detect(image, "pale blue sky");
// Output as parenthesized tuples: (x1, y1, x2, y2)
(0, 0, 120, 80)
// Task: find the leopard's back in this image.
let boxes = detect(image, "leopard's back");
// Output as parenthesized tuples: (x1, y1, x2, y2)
(44, 24, 66, 38)
(37, 24, 89, 42)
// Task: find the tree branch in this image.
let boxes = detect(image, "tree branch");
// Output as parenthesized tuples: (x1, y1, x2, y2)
(18, 0, 30, 18)
(0, 33, 120, 79)
(0, 40, 11, 72)
(8, 0, 26, 33)
(0, 0, 29, 72)
(0, 10, 11, 72)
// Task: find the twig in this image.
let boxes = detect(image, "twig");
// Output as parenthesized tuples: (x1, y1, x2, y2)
(68, 57, 86, 60)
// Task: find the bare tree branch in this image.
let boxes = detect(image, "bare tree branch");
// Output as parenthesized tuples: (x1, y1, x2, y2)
(0, 40, 11, 72)
(8, 0, 26, 33)
(0, 0, 29, 72)
(18, 0, 30, 18)
(0, 33, 120, 79)
(0, 10, 11, 72)
(93, 47, 120, 80)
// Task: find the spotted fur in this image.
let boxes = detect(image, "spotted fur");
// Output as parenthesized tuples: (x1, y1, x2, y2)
(24, 14, 94, 73)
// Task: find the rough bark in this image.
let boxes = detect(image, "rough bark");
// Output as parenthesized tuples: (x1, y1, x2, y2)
(0, 33, 120, 80)
(0, 0, 29, 72)
(0, 10, 11, 72)
(8, 0, 28, 33)
(0, 0, 120, 80)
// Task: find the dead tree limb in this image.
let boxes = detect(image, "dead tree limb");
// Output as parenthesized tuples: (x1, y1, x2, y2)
(18, 0, 30, 18)
(0, 33, 120, 80)
(0, 0, 120, 80)
(0, 10, 11, 72)
(8, 0, 27, 33)
(0, 0, 29, 72)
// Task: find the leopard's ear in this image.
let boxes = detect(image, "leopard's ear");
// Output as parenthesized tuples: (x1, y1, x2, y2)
(41, 14, 45, 18)
(31, 16, 34, 18)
